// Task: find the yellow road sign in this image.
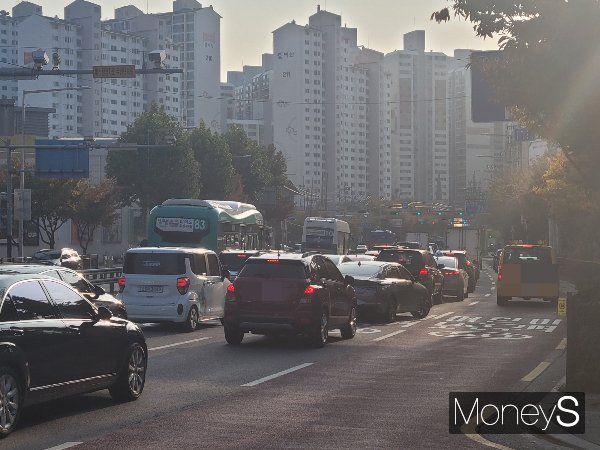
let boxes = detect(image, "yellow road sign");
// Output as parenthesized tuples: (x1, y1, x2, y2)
(558, 297, 566, 316)
(93, 65, 136, 79)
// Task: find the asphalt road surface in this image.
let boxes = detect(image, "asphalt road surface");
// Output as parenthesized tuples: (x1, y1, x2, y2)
(6, 261, 568, 450)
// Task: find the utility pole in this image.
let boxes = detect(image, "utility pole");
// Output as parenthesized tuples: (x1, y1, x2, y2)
(5, 140, 13, 258)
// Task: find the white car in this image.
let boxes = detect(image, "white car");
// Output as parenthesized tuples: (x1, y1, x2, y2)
(117, 247, 230, 331)
(322, 254, 352, 266)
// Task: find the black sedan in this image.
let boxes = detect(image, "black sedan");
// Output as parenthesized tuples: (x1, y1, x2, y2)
(338, 261, 431, 322)
(0, 265, 127, 319)
(0, 274, 147, 437)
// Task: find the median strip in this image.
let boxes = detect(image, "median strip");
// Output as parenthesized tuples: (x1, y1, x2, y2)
(241, 363, 314, 387)
(149, 337, 211, 351)
(373, 329, 406, 342)
(521, 361, 551, 382)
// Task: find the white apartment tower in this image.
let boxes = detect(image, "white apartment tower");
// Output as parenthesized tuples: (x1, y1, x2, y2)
(0, 10, 19, 102)
(271, 20, 324, 203)
(14, 2, 82, 137)
(108, 0, 220, 130)
(386, 31, 450, 202)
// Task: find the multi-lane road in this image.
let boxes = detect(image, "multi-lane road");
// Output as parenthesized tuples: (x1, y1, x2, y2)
(8, 261, 567, 450)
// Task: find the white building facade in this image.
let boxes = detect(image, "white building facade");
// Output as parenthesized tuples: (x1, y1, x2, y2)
(0, 11, 19, 102)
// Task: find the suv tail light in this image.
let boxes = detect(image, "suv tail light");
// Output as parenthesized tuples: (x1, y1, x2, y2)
(176, 277, 190, 295)
(419, 268, 429, 277)
(118, 276, 126, 293)
(226, 283, 236, 301)
(497, 264, 503, 281)
(300, 285, 319, 304)
(443, 270, 460, 276)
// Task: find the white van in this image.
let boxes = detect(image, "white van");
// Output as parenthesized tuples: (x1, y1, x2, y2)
(118, 247, 230, 331)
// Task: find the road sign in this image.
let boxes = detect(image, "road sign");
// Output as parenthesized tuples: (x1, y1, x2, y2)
(14, 189, 31, 221)
(558, 297, 566, 316)
(92, 65, 136, 79)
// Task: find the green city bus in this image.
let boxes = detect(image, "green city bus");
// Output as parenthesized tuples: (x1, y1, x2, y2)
(146, 199, 270, 251)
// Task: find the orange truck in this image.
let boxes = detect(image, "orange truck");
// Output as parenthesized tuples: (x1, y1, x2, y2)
(496, 244, 559, 306)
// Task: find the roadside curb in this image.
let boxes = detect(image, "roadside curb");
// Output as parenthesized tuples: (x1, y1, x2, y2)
(538, 376, 600, 450)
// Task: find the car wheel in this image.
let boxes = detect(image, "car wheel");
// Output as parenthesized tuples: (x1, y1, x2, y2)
(497, 295, 509, 306)
(309, 311, 328, 348)
(411, 303, 430, 319)
(340, 306, 357, 339)
(384, 300, 396, 323)
(224, 326, 244, 345)
(467, 282, 475, 293)
(0, 367, 22, 437)
(183, 306, 198, 332)
(109, 342, 146, 402)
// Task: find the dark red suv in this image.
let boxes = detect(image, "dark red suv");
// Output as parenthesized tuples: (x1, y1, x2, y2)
(223, 253, 357, 348)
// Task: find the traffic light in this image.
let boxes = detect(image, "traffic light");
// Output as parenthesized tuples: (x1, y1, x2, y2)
(437, 212, 442, 216)
(417, 211, 422, 216)
(458, 211, 463, 216)
(431, 221, 437, 225)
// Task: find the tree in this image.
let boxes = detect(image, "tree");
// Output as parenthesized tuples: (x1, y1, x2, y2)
(28, 177, 79, 249)
(189, 122, 234, 199)
(70, 179, 121, 255)
(227, 173, 249, 202)
(106, 103, 201, 214)
(432, 1, 600, 186)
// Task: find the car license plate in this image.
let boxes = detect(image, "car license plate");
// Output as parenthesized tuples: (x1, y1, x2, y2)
(138, 285, 163, 294)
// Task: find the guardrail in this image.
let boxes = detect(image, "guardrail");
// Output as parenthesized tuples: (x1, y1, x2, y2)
(79, 267, 123, 293)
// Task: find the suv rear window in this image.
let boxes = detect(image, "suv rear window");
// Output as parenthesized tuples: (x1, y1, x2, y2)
(238, 260, 308, 279)
(219, 253, 255, 272)
(124, 253, 186, 275)
(377, 250, 423, 269)
(502, 247, 552, 264)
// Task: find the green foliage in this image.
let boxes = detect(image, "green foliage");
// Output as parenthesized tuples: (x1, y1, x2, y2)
(28, 177, 79, 249)
(189, 122, 233, 199)
(70, 179, 121, 255)
(106, 103, 201, 212)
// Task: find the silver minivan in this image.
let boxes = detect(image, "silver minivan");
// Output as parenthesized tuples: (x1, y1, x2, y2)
(118, 247, 230, 331)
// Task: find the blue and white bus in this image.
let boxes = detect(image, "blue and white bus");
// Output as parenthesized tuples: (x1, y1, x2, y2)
(302, 217, 351, 255)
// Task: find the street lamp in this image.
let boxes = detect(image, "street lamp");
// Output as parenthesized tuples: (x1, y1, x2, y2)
(19, 86, 90, 257)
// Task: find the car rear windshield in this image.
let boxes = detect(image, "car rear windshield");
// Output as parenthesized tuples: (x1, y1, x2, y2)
(219, 253, 254, 271)
(338, 263, 382, 278)
(502, 247, 552, 264)
(238, 260, 308, 279)
(34, 251, 61, 260)
(435, 256, 458, 269)
(123, 253, 186, 275)
(377, 250, 422, 268)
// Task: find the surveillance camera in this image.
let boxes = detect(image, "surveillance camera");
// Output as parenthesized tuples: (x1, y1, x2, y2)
(31, 49, 49, 70)
(148, 50, 166, 69)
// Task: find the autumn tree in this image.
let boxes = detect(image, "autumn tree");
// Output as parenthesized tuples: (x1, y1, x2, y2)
(70, 179, 121, 255)
(28, 177, 79, 249)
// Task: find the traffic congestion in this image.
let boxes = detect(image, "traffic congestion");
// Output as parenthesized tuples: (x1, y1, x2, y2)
(0, 198, 494, 438)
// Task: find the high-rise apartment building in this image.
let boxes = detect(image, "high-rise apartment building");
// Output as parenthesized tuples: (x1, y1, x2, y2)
(0, 10, 19, 102)
(107, 0, 220, 130)
(385, 31, 450, 203)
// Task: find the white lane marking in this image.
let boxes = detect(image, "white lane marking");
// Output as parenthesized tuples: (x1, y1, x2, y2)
(426, 311, 455, 321)
(45, 443, 83, 450)
(556, 338, 567, 350)
(521, 361, 551, 382)
(491, 287, 496, 291)
(373, 329, 407, 342)
(149, 337, 211, 351)
(241, 363, 314, 387)
(400, 320, 422, 328)
(485, 294, 491, 297)
(491, 282, 496, 285)
(468, 301, 479, 306)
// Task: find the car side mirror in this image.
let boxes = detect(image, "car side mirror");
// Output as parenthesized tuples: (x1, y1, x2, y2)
(344, 275, 355, 286)
(437, 264, 445, 269)
(221, 269, 231, 281)
(95, 284, 106, 296)
(96, 305, 112, 321)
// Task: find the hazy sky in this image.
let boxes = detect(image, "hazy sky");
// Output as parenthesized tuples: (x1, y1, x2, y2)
(18, 0, 499, 80)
